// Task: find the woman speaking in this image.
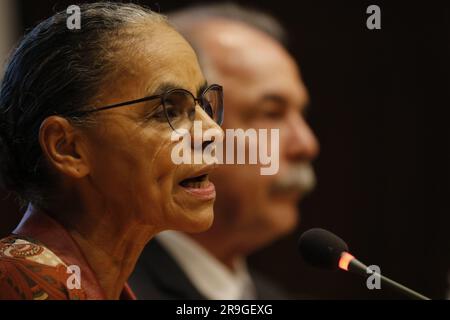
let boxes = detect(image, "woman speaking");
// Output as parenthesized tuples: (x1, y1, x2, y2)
(0, 2, 223, 299)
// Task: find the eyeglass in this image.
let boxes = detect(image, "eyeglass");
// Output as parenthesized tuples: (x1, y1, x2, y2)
(65, 84, 224, 131)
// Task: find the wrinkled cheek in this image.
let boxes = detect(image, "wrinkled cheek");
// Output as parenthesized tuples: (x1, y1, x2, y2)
(137, 140, 178, 225)
(91, 157, 137, 200)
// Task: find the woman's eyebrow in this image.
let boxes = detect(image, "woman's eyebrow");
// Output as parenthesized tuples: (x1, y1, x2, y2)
(148, 81, 208, 97)
(149, 82, 182, 96)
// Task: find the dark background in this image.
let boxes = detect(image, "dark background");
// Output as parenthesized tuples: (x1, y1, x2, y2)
(1, 0, 449, 299)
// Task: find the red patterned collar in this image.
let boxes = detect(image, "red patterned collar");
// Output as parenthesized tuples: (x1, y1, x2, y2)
(13, 206, 136, 300)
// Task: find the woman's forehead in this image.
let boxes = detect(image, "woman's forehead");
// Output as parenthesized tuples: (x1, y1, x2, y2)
(128, 31, 203, 90)
(92, 34, 205, 107)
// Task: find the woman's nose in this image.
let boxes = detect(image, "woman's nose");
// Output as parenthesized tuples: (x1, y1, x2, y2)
(190, 105, 224, 151)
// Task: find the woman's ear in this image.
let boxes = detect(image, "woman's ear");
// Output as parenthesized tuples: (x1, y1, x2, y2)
(39, 116, 90, 178)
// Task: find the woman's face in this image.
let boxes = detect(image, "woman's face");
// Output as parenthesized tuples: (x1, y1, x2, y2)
(79, 26, 222, 233)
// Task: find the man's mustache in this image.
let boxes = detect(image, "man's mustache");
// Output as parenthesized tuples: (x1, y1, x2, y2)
(271, 162, 316, 196)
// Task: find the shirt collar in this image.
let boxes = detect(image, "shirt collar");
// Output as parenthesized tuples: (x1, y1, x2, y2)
(157, 231, 256, 300)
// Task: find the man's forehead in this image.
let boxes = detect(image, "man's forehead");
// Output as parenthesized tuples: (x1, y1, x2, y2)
(190, 19, 307, 106)
(197, 22, 296, 78)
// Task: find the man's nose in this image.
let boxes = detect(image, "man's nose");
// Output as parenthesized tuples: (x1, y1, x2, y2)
(285, 113, 319, 162)
(190, 105, 224, 151)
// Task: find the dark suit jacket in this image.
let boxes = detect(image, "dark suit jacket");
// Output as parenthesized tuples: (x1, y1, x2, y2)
(128, 239, 290, 300)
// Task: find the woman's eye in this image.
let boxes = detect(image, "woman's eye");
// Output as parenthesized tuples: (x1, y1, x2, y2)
(142, 106, 165, 122)
(165, 106, 182, 119)
(152, 110, 167, 120)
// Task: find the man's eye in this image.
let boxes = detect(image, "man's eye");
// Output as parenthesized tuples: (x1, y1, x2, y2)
(261, 109, 284, 119)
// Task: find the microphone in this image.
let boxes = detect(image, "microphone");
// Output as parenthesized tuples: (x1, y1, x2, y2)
(298, 228, 430, 300)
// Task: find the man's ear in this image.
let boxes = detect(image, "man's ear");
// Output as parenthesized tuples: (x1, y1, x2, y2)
(39, 116, 90, 178)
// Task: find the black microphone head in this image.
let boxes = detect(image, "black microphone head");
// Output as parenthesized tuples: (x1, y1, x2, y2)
(298, 228, 349, 270)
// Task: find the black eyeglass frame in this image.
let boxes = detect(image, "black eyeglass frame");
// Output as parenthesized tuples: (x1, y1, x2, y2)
(64, 84, 224, 131)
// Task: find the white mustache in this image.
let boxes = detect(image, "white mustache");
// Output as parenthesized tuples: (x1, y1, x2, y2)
(272, 162, 316, 195)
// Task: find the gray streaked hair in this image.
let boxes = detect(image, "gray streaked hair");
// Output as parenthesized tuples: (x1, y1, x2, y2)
(0, 2, 169, 207)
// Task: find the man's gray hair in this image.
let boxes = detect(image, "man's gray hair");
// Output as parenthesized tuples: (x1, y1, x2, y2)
(169, 2, 288, 45)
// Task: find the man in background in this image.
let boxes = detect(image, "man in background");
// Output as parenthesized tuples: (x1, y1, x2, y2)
(129, 3, 319, 299)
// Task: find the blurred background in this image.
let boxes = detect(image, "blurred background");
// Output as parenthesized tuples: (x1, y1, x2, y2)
(0, 0, 449, 299)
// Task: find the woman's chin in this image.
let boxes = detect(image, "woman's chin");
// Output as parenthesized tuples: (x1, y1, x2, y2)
(171, 187, 216, 232)
(176, 205, 215, 233)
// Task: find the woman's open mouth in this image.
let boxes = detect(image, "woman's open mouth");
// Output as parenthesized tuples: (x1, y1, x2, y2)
(180, 174, 209, 188)
(179, 173, 216, 200)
